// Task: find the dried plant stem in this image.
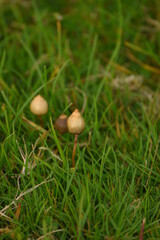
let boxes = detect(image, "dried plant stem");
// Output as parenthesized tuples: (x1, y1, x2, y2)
(72, 134, 78, 168)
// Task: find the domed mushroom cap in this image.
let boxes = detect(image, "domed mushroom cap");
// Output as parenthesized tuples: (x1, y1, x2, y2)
(30, 95, 48, 115)
(54, 114, 68, 134)
(67, 109, 85, 135)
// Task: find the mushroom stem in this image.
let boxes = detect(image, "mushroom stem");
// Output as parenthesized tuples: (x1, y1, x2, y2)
(38, 115, 43, 126)
(72, 134, 78, 168)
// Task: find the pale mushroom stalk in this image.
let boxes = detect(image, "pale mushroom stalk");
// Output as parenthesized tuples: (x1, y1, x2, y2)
(72, 134, 78, 168)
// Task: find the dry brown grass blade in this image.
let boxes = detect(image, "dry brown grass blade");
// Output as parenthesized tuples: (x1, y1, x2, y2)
(116, 118, 121, 138)
(145, 17, 160, 28)
(125, 41, 148, 55)
(22, 116, 49, 135)
(127, 51, 160, 74)
(14, 201, 22, 220)
(112, 61, 132, 74)
(103, 56, 132, 74)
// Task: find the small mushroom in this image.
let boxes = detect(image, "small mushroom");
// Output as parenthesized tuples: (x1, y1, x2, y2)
(30, 95, 48, 125)
(30, 95, 48, 115)
(67, 109, 85, 135)
(54, 114, 68, 134)
(67, 109, 85, 168)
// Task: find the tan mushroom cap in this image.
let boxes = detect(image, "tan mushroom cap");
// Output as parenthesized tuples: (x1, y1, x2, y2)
(30, 95, 48, 115)
(67, 109, 85, 135)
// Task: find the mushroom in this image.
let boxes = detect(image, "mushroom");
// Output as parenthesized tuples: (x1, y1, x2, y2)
(30, 95, 48, 124)
(54, 114, 68, 134)
(67, 109, 85, 168)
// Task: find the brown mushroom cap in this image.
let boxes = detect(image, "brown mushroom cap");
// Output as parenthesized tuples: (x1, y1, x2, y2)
(67, 109, 85, 135)
(30, 95, 48, 115)
(54, 114, 68, 134)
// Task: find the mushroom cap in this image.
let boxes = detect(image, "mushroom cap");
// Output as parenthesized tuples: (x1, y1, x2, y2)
(30, 95, 48, 115)
(67, 109, 85, 135)
(54, 114, 68, 134)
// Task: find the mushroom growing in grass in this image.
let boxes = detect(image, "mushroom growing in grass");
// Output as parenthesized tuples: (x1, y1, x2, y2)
(67, 109, 85, 168)
(30, 95, 48, 125)
(54, 114, 68, 134)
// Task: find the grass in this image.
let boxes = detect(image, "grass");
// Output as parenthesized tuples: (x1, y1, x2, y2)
(0, 0, 160, 239)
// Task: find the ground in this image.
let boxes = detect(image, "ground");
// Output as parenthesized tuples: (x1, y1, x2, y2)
(0, 0, 160, 239)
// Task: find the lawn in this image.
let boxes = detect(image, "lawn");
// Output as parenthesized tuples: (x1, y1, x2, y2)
(0, 0, 160, 239)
